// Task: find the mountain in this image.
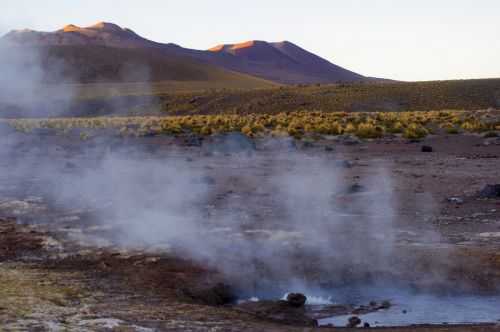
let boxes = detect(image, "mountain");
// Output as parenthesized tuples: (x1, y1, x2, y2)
(3, 22, 163, 49)
(2, 22, 369, 85)
(205, 40, 365, 84)
(1, 23, 276, 89)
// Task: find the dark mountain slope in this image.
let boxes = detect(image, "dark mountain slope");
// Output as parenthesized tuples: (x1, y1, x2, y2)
(2, 22, 369, 85)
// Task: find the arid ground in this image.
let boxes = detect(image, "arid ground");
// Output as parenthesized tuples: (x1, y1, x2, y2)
(1, 129, 500, 331)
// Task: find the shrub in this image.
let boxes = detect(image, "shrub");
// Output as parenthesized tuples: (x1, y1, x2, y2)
(387, 121, 404, 134)
(355, 123, 385, 139)
(344, 122, 356, 134)
(403, 123, 428, 139)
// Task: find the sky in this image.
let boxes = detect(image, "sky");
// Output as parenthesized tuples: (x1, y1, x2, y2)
(2, 0, 500, 81)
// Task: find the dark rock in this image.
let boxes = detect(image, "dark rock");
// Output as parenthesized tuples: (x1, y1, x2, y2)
(201, 176, 216, 186)
(421, 145, 433, 152)
(325, 146, 334, 152)
(347, 316, 362, 328)
(483, 137, 500, 146)
(347, 183, 365, 194)
(286, 293, 307, 307)
(182, 283, 236, 306)
(336, 160, 353, 168)
(299, 139, 315, 149)
(340, 135, 361, 146)
(184, 135, 203, 147)
(447, 197, 464, 205)
(189, 96, 201, 104)
(478, 184, 500, 199)
(379, 300, 391, 309)
(483, 131, 499, 138)
(364, 322, 371, 328)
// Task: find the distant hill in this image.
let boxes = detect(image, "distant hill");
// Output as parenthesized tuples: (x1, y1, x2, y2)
(205, 40, 365, 84)
(2, 22, 164, 49)
(34, 45, 277, 87)
(2, 22, 369, 85)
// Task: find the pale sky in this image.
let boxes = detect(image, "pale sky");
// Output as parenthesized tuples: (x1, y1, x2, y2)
(2, 0, 500, 81)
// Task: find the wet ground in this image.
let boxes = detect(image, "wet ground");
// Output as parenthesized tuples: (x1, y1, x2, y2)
(1, 130, 500, 331)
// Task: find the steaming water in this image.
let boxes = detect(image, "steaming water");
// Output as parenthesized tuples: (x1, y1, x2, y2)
(317, 286, 500, 327)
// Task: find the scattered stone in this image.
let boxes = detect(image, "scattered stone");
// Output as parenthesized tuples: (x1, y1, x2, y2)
(340, 135, 362, 146)
(379, 300, 391, 309)
(324, 146, 334, 152)
(483, 137, 500, 146)
(478, 184, 500, 199)
(184, 135, 203, 147)
(447, 197, 464, 205)
(347, 316, 362, 328)
(347, 183, 365, 194)
(189, 96, 201, 104)
(286, 293, 307, 307)
(200, 176, 216, 186)
(302, 140, 315, 149)
(421, 145, 433, 152)
(483, 132, 499, 138)
(336, 160, 353, 168)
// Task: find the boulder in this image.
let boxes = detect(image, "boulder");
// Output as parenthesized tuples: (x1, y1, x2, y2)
(336, 160, 353, 169)
(478, 184, 500, 199)
(347, 183, 365, 194)
(182, 282, 236, 306)
(447, 197, 464, 205)
(379, 300, 391, 309)
(286, 293, 307, 307)
(421, 145, 433, 152)
(184, 134, 203, 147)
(347, 316, 362, 328)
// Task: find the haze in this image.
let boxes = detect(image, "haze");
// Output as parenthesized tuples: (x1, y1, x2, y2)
(2, 0, 500, 81)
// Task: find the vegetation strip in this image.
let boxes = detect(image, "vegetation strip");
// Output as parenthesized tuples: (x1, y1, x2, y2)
(6, 109, 500, 140)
